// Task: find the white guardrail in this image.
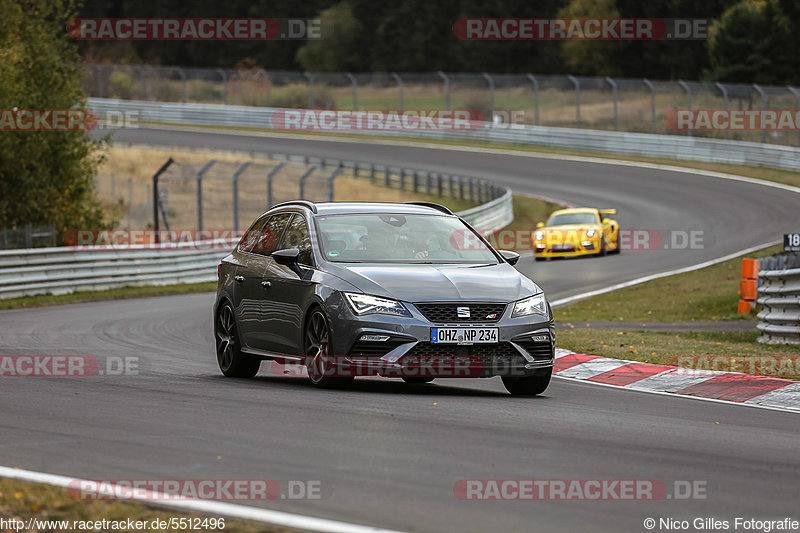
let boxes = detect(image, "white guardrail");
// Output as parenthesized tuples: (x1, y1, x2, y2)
(757, 268, 800, 344)
(0, 197, 512, 300)
(89, 98, 800, 173)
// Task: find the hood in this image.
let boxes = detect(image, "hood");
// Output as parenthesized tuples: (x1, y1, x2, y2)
(327, 262, 539, 303)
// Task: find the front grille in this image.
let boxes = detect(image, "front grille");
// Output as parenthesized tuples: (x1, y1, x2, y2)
(404, 342, 526, 367)
(516, 340, 554, 360)
(414, 303, 506, 323)
(349, 340, 407, 357)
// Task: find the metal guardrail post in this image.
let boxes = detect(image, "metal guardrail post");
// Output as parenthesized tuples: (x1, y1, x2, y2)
(266, 162, 286, 208)
(298, 166, 317, 200)
(458, 177, 464, 200)
(327, 166, 344, 202)
(567, 75, 580, 128)
(232, 162, 251, 229)
(392, 73, 403, 110)
(677, 80, 691, 137)
(346, 73, 357, 109)
(437, 71, 450, 111)
(94, 64, 105, 98)
(369, 164, 376, 184)
(257, 69, 270, 106)
(304, 73, 315, 108)
(789, 87, 800, 147)
(643, 78, 655, 133)
(127, 178, 133, 228)
(413, 171, 419, 193)
(152, 158, 175, 243)
(753, 84, 766, 144)
(605, 77, 618, 131)
(482, 72, 495, 119)
(217, 68, 228, 104)
(172, 67, 187, 103)
(425, 172, 432, 195)
(715, 82, 729, 140)
(384, 167, 390, 187)
(196, 160, 217, 232)
(134, 66, 146, 100)
(526, 74, 539, 125)
(436, 173, 443, 196)
(24, 224, 32, 249)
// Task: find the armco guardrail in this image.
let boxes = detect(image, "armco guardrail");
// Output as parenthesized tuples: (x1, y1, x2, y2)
(0, 241, 234, 299)
(0, 190, 512, 300)
(757, 265, 800, 345)
(89, 98, 800, 173)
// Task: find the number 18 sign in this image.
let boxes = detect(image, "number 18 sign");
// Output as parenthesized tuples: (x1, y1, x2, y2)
(785, 233, 800, 251)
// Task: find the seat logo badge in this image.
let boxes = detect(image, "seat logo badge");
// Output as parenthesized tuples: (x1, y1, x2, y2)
(457, 306, 471, 318)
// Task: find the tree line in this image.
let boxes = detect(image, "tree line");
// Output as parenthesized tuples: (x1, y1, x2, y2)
(77, 0, 800, 84)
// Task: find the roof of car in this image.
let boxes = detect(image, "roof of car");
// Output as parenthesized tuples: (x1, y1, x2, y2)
(550, 207, 598, 215)
(271, 201, 455, 216)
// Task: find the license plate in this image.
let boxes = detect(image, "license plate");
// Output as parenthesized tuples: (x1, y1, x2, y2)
(431, 327, 498, 345)
(552, 244, 574, 251)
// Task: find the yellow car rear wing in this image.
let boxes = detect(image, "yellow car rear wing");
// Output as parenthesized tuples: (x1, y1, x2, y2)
(598, 209, 617, 215)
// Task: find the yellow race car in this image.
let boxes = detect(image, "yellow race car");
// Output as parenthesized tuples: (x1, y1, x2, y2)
(533, 207, 620, 260)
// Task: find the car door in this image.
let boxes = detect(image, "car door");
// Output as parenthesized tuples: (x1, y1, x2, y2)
(234, 212, 292, 351)
(262, 213, 318, 355)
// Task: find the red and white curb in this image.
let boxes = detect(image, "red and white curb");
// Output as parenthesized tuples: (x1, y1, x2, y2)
(553, 348, 800, 413)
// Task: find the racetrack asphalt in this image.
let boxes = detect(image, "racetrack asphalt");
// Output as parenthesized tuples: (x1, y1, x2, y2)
(1, 129, 798, 532)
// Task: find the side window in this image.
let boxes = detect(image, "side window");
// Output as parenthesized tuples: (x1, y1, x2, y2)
(237, 215, 270, 253)
(239, 213, 292, 255)
(280, 215, 314, 266)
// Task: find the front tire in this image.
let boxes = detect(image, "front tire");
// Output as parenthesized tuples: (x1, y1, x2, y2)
(304, 308, 353, 388)
(502, 368, 552, 396)
(215, 302, 260, 378)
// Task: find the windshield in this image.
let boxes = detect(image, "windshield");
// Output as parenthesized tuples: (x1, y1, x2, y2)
(546, 212, 598, 226)
(315, 214, 498, 264)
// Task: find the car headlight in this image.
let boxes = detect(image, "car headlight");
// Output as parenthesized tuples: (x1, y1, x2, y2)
(534, 230, 545, 241)
(585, 229, 596, 238)
(344, 293, 411, 317)
(511, 293, 549, 318)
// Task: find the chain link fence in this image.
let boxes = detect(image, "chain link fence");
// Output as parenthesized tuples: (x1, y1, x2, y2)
(93, 153, 504, 234)
(84, 64, 800, 146)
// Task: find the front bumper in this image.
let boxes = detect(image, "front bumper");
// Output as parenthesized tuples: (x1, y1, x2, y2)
(329, 301, 555, 378)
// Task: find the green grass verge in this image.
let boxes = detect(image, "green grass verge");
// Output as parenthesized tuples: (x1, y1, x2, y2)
(0, 478, 292, 533)
(553, 245, 783, 323)
(0, 282, 217, 311)
(556, 329, 800, 380)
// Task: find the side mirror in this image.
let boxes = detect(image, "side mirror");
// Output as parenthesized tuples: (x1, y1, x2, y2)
(536, 222, 545, 229)
(499, 250, 520, 265)
(272, 248, 302, 276)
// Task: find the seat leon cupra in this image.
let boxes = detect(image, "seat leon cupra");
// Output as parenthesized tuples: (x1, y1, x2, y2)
(214, 201, 555, 395)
